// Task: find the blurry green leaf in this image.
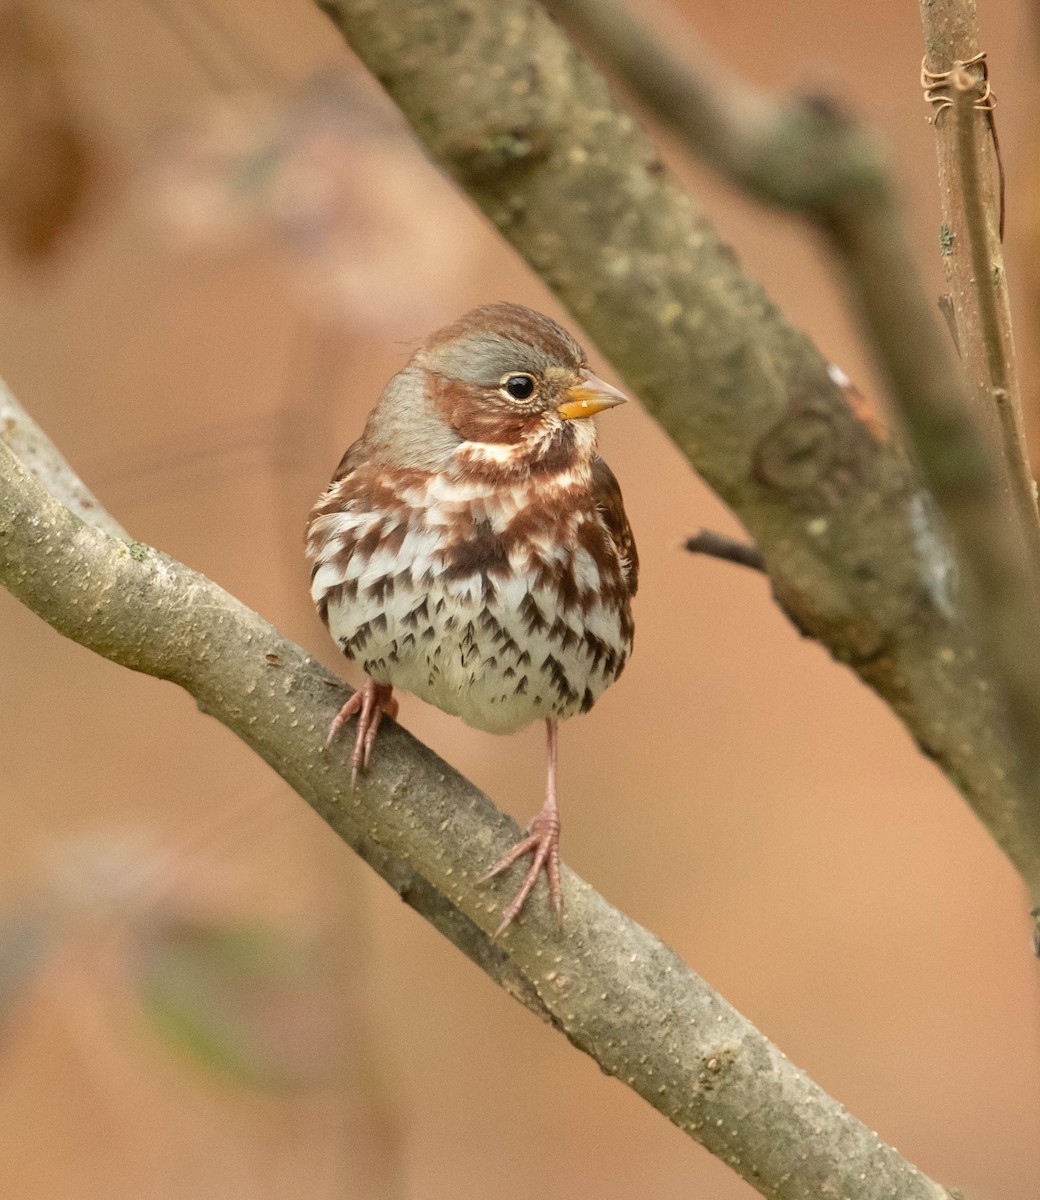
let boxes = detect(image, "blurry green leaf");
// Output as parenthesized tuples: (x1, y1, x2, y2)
(133, 916, 340, 1090)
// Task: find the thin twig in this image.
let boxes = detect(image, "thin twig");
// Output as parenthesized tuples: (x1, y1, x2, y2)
(139, 0, 283, 92)
(919, 1, 1037, 551)
(949, 68, 1040, 567)
(685, 530, 765, 572)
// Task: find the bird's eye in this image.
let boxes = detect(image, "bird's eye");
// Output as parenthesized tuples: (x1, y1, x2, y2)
(502, 373, 536, 400)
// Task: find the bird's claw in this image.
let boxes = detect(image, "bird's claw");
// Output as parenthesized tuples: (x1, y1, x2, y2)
(324, 679, 397, 788)
(480, 805, 563, 937)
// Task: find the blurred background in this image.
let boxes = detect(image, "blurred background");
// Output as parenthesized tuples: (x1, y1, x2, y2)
(1, 0, 1038, 1196)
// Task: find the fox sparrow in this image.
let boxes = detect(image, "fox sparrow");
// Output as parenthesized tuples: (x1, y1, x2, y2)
(306, 302, 638, 933)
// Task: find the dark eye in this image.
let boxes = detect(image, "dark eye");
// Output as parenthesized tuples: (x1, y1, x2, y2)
(502, 373, 536, 400)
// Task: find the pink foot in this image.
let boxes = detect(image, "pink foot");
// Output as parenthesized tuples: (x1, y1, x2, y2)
(324, 678, 398, 788)
(480, 802, 563, 937)
(480, 719, 564, 936)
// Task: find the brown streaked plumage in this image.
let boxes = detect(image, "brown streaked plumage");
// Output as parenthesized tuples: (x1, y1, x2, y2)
(306, 302, 637, 933)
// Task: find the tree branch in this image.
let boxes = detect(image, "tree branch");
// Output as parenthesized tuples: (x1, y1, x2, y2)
(919, 0, 1036, 535)
(685, 529, 766, 572)
(0, 424, 955, 1200)
(541, 0, 881, 214)
(315, 0, 1040, 919)
(0, 385, 541, 1017)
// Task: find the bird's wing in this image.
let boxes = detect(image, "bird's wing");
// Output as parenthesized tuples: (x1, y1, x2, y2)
(592, 456, 639, 597)
(328, 436, 367, 485)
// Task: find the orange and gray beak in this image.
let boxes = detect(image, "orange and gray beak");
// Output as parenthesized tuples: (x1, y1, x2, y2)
(556, 369, 629, 421)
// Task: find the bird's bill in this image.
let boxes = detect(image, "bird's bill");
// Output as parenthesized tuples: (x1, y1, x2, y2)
(556, 370, 629, 421)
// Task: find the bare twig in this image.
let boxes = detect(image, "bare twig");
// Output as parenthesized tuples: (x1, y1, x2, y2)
(919, 2, 1037, 542)
(684, 529, 765, 572)
(950, 64, 1040, 561)
(316, 0, 1040, 921)
(945, 55, 1040, 571)
(0, 430, 956, 1200)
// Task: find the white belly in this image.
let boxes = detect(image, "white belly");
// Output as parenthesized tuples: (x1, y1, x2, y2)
(324, 564, 627, 734)
(311, 467, 632, 735)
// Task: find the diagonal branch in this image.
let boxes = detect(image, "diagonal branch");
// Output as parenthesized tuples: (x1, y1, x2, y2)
(0, 396, 540, 1016)
(0, 419, 955, 1200)
(316, 0, 1040, 920)
(541, 0, 881, 214)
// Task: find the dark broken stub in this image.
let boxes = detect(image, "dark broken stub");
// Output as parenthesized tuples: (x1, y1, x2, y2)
(684, 529, 765, 572)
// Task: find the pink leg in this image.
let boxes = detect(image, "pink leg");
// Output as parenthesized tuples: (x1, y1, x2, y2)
(480, 719, 563, 936)
(324, 677, 398, 789)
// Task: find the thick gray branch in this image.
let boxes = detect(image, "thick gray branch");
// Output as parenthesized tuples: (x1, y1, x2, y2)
(0, 433, 954, 1200)
(316, 0, 1040, 911)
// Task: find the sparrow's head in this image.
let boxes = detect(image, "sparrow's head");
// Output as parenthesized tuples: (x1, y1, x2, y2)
(419, 302, 627, 454)
(358, 302, 627, 476)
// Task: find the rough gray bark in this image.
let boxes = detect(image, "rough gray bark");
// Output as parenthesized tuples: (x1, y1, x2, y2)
(0, 431, 955, 1200)
(316, 0, 1040, 915)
